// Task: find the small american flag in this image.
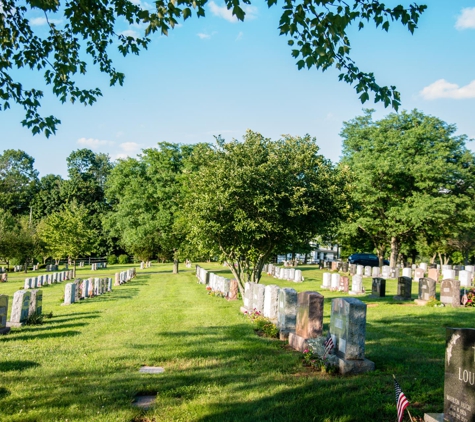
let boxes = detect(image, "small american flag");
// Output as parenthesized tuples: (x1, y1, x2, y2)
(323, 334, 334, 357)
(394, 376, 410, 422)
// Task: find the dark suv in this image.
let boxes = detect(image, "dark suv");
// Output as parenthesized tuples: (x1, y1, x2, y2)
(348, 253, 389, 267)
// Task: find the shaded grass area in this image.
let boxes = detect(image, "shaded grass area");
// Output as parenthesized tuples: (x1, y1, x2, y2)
(0, 264, 469, 421)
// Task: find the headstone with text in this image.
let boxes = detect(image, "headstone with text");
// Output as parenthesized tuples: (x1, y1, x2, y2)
(9, 290, 31, 326)
(440, 279, 461, 308)
(416, 277, 437, 304)
(0, 295, 10, 334)
(277, 288, 297, 339)
(28, 289, 43, 316)
(394, 277, 412, 301)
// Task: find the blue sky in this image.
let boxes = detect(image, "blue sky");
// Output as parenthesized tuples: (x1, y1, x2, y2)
(2, 1, 475, 178)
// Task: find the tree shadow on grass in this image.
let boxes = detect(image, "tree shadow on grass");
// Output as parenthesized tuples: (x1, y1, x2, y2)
(0, 330, 81, 342)
(0, 360, 40, 371)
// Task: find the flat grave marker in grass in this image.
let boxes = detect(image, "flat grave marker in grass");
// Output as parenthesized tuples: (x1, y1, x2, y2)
(139, 366, 165, 374)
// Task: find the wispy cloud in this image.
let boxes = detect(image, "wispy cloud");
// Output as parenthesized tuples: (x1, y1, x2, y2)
(30, 17, 62, 26)
(208, 1, 257, 23)
(120, 29, 140, 39)
(112, 142, 143, 160)
(197, 32, 212, 39)
(419, 79, 475, 100)
(236, 31, 243, 41)
(456, 7, 475, 30)
(77, 138, 115, 150)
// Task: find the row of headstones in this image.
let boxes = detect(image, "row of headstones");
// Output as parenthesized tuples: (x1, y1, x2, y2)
(63, 277, 113, 305)
(140, 261, 151, 270)
(195, 266, 239, 299)
(242, 282, 373, 374)
(265, 264, 304, 283)
(91, 262, 107, 271)
(24, 270, 74, 289)
(0, 289, 43, 330)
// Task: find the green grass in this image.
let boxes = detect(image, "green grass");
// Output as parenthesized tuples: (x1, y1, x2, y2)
(0, 264, 470, 421)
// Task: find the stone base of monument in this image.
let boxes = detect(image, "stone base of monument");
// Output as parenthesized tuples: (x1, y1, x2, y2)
(330, 355, 375, 375)
(414, 299, 429, 306)
(0, 326, 11, 334)
(393, 295, 411, 301)
(6, 321, 23, 328)
(424, 413, 443, 422)
(348, 291, 365, 296)
(288, 332, 311, 352)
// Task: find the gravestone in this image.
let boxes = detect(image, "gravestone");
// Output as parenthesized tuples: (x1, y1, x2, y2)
(321, 272, 331, 289)
(341, 262, 349, 273)
(8, 290, 31, 326)
(429, 268, 440, 282)
(440, 279, 461, 308)
(444, 269, 456, 280)
(349, 264, 356, 275)
(263, 285, 280, 321)
(459, 271, 472, 288)
(228, 279, 238, 300)
(356, 265, 364, 276)
(371, 278, 386, 297)
(420, 262, 428, 271)
(382, 265, 390, 279)
(331, 261, 339, 271)
(289, 291, 324, 352)
(371, 267, 380, 277)
(0, 295, 10, 334)
(349, 275, 364, 295)
(328, 297, 375, 374)
(253, 284, 265, 313)
(390, 267, 400, 279)
(443, 328, 475, 422)
(288, 268, 296, 280)
(28, 289, 43, 316)
(107, 278, 113, 292)
(364, 266, 372, 277)
(294, 269, 303, 283)
(402, 268, 412, 278)
(465, 265, 474, 274)
(339, 276, 349, 293)
(277, 288, 297, 340)
(243, 282, 254, 311)
(63, 283, 76, 305)
(414, 268, 425, 283)
(330, 273, 340, 291)
(415, 278, 437, 304)
(82, 279, 90, 299)
(394, 277, 412, 301)
(88, 278, 94, 297)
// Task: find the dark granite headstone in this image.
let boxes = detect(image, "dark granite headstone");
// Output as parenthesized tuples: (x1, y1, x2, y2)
(341, 262, 349, 273)
(295, 291, 324, 339)
(371, 278, 386, 297)
(441, 279, 461, 308)
(444, 328, 475, 422)
(394, 276, 412, 300)
(418, 278, 437, 301)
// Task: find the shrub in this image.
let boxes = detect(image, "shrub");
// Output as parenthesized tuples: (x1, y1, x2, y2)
(107, 254, 118, 265)
(244, 309, 279, 338)
(302, 349, 338, 374)
(118, 254, 129, 265)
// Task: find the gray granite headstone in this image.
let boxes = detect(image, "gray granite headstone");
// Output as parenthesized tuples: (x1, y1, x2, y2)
(330, 297, 367, 360)
(350, 275, 364, 295)
(394, 277, 412, 300)
(263, 285, 280, 320)
(253, 284, 265, 313)
(341, 262, 349, 273)
(440, 279, 461, 308)
(278, 288, 297, 337)
(64, 283, 76, 305)
(0, 295, 9, 333)
(10, 290, 30, 324)
(28, 289, 43, 316)
(418, 277, 437, 301)
(444, 328, 475, 422)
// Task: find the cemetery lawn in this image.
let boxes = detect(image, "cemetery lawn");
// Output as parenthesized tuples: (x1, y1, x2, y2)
(0, 265, 471, 421)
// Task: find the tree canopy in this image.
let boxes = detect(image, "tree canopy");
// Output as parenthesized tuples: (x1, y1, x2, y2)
(340, 109, 475, 266)
(1, 0, 426, 136)
(181, 130, 345, 289)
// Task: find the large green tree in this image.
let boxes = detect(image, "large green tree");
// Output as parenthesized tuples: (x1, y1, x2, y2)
(181, 130, 345, 291)
(1, 1, 426, 135)
(341, 109, 475, 267)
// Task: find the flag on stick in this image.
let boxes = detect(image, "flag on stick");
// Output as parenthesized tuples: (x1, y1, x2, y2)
(323, 334, 334, 357)
(393, 375, 410, 422)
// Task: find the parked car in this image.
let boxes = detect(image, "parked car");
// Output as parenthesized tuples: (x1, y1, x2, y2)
(348, 253, 389, 267)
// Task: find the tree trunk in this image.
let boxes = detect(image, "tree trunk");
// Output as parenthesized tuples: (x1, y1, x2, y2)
(173, 259, 179, 274)
(73, 259, 76, 278)
(376, 244, 386, 267)
(389, 237, 399, 268)
(430, 253, 436, 264)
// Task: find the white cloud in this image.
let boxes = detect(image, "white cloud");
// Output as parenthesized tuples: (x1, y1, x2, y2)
(77, 137, 115, 149)
(208, 1, 257, 23)
(456, 7, 475, 30)
(30, 17, 62, 26)
(236, 31, 243, 41)
(119, 142, 141, 153)
(197, 32, 212, 39)
(419, 79, 475, 100)
(120, 29, 140, 39)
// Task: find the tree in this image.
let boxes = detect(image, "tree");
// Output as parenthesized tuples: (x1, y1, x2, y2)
(0, 149, 39, 216)
(37, 202, 97, 275)
(1, 1, 426, 136)
(31, 174, 64, 220)
(181, 130, 345, 292)
(341, 109, 475, 267)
